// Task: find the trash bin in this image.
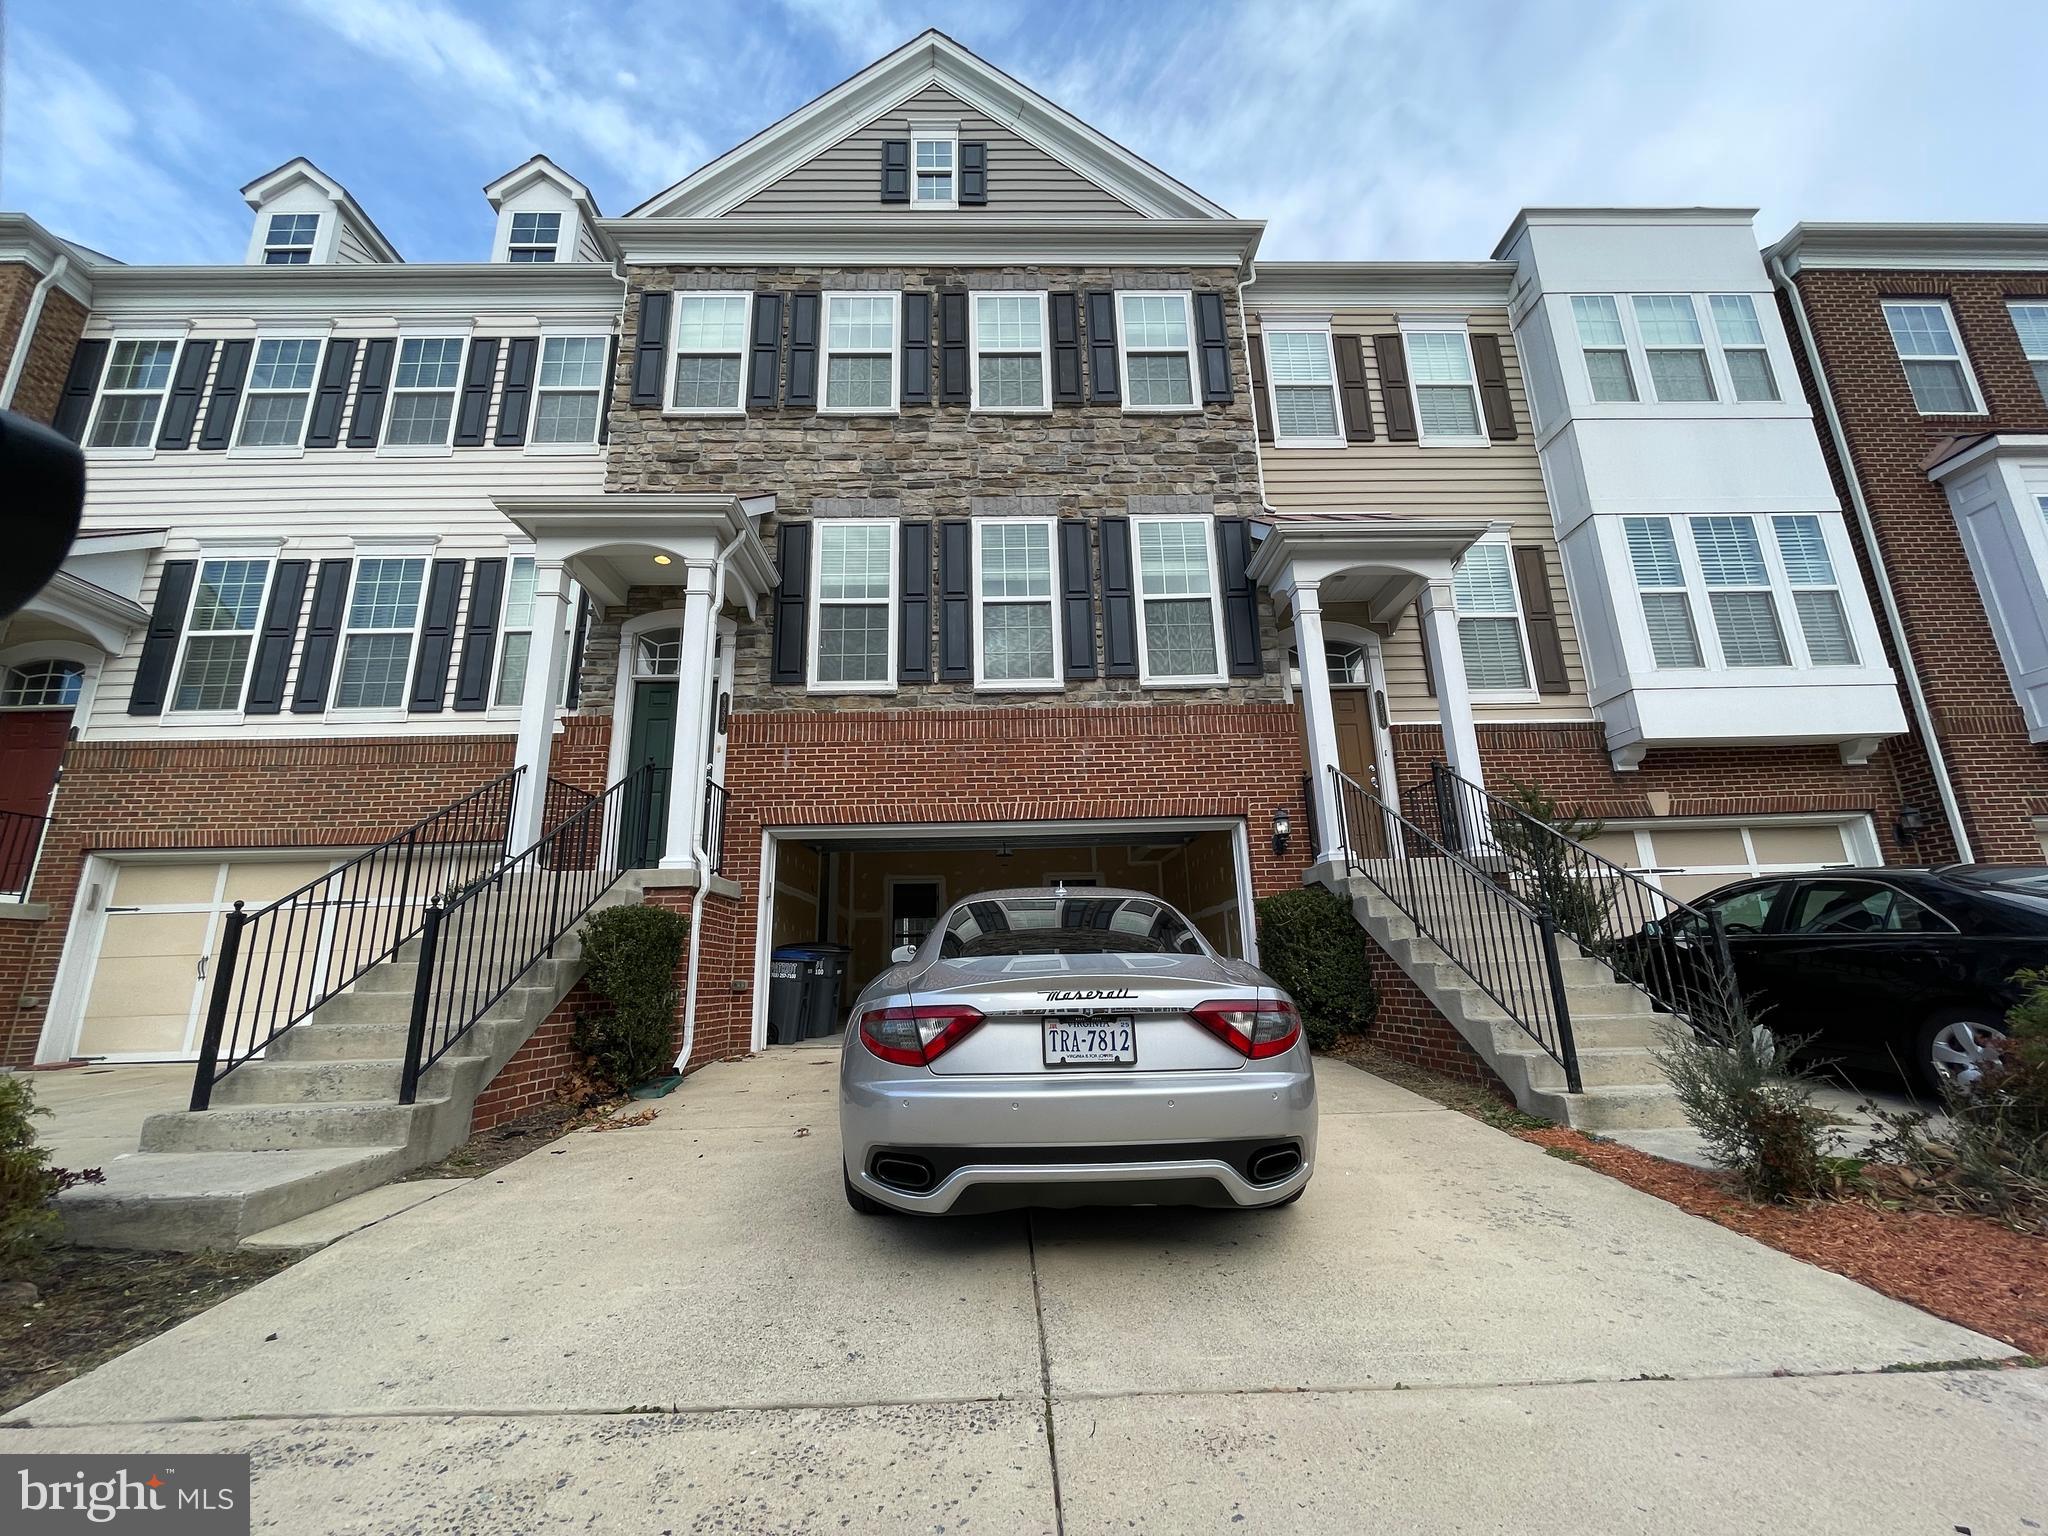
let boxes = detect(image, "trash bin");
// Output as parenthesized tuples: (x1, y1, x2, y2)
(803, 944, 852, 1039)
(767, 946, 813, 1046)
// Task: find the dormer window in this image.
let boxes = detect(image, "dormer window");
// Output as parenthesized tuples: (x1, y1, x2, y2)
(913, 133, 956, 207)
(263, 213, 318, 265)
(508, 212, 561, 263)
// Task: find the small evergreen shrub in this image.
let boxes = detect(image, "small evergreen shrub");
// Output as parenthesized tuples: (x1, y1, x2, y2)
(1255, 887, 1375, 1051)
(571, 905, 690, 1090)
(1491, 781, 1616, 952)
(1, 1075, 104, 1277)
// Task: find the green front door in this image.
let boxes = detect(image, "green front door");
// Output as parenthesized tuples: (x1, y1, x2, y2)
(624, 681, 678, 868)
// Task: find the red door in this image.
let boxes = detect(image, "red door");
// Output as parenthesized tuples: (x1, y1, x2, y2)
(0, 710, 67, 891)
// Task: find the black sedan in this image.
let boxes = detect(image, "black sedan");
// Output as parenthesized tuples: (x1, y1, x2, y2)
(1617, 865, 2048, 1094)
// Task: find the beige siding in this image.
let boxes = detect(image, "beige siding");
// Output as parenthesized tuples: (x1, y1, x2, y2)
(1254, 307, 1594, 726)
(730, 84, 1137, 219)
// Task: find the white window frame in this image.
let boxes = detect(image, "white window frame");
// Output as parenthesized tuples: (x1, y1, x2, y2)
(1630, 295, 1718, 405)
(819, 292, 900, 416)
(1571, 295, 1638, 404)
(491, 553, 538, 712)
(1689, 514, 1790, 670)
(1114, 290, 1201, 415)
(806, 518, 898, 693)
(86, 333, 184, 456)
(526, 331, 609, 451)
(1770, 514, 1859, 668)
(231, 332, 327, 455)
(507, 211, 561, 263)
(1449, 536, 1537, 700)
(1398, 321, 1489, 447)
(379, 333, 468, 455)
(0, 658, 85, 710)
(1622, 515, 1705, 671)
(329, 550, 433, 716)
(262, 213, 318, 265)
(664, 291, 751, 417)
(1708, 294, 1780, 404)
(164, 548, 280, 720)
(1260, 324, 1345, 448)
(1880, 299, 1985, 417)
(1131, 513, 1228, 687)
(1624, 514, 1858, 675)
(2007, 301, 2048, 404)
(967, 291, 1051, 414)
(971, 517, 1063, 691)
(911, 129, 959, 209)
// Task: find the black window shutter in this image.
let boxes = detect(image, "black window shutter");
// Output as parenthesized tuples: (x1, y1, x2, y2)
(127, 559, 195, 716)
(564, 592, 591, 709)
(1058, 519, 1096, 679)
(1374, 334, 1417, 442)
(1472, 333, 1518, 441)
(629, 290, 670, 408)
(596, 337, 620, 443)
(244, 560, 309, 715)
(898, 521, 933, 683)
(1099, 517, 1138, 677)
(155, 340, 215, 450)
(1418, 602, 1437, 697)
(452, 338, 499, 447)
(1215, 518, 1262, 676)
(1084, 290, 1121, 404)
(454, 557, 507, 711)
(347, 338, 395, 447)
(1247, 330, 1274, 443)
(782, 292, 818, 408)
(196, 338, 252, 450)
(304, 338, 356, 449)
(938, 519, 972, 680)
(1194, 292, 1233, 404)
(1334, 335, 1374, 442)
(1050, 293, 1082, 405)
(408, 559, 465, 712)
(1513, 545, 1570, 694)
(771, 522, 811, 684)
(495, 337, 538, 446)
(292, 560, 354, 712)
(900, 292, 932, 406)
(52, 338, 108, 442)
(880, 139, 910, 203)
(937, 292, 969, 404)
(755, 292, 792, 409)
(959, 141, 988, 205)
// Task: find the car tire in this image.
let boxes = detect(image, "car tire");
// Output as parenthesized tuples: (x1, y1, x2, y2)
(1262, 1184, 1307, 1209)
(1916, 1008, 2011, 1097)
(844, 1166, 890, 1216)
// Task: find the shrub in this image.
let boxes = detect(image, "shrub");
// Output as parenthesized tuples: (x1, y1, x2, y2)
(571, 905, 690, 1090)
(1490, 781, 1615, 952)
(0, 1075, 104, 1277)
(1255, 887, 1375, 1051)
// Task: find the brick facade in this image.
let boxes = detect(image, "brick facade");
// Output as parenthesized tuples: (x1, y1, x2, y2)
(1359, 938, 1503, 1089)
(0, 263, 87, 426)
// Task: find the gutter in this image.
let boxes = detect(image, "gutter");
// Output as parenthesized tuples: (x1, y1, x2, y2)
(675, 531, 743, 1073)
(1235, 251, 1268, 510)
(1768, 253, 1972, 861)
(0, 253, 68, 409)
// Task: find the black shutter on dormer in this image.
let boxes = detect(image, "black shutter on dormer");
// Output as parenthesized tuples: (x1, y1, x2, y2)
(453, 557, 507, 711)
(900, 292, 932, 406)
(1084, 291, 1120, 404)
(1194, 292, 1233, 404)
(1098, 518, 1138, 677)
(1058, 519, 1096, 679)
(495, 337, 538, 446)
(408, 558, 465, 711)
(1050, 293, 1082, 405)
(1215, 518, 1262, 676)
(52, 339, 108, 442)
(938, 292, 969, 405)
(244, 560, 309, 714)
(898, 521, 933, 683)
(938, 519, 972, 680)
(771, 522, 811, 685)
(196, 339, 252, 450)
(292, 559, 353, 712)
(781, 292, 817, 409)
(749, 292, 787, 409)
(1472, 333, 1518, 441)
(960, 141, 988, 205)
(127, 559, 195, 716)
(452, 338, 498, 446)
(347, 338, 395, 447)
(881, 139, 910, 203)
(1374, 334, 1417, 442)
(629, 290, 670, 408)
(154, 340, 215, 450)
(304, 338, 356, 448)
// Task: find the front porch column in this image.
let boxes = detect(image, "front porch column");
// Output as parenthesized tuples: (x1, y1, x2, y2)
(508, 560, 573, 850)
(1290, 583, 1347, 863)
(1418, 576, 1486, 798)
(659, 558, 719, 871)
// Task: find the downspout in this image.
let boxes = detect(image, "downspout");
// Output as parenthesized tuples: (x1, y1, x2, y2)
(1769, 253, 1972, 862)
(1234, 250, 1268, 510)
(0, 253, 69, 410)
(675, 530, 742, 1072)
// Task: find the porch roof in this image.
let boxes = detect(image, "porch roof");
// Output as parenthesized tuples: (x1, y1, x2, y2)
(1246, 513, 1497, 622)
(493, 493, 779, 613)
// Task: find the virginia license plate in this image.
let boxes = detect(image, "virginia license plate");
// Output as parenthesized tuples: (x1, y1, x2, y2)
(1043, 1015, 1136, 1066)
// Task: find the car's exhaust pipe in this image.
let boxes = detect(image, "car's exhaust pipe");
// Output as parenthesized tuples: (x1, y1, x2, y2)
(872, 1154, 936, 1193)
(1248, 1144, 1301, 1184)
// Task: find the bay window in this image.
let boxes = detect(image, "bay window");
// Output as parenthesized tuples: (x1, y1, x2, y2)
(170, 557, 273, 712)
(1401, 326, 1486, 443)
(1622, 514, 1860, 672)
(1882, 301, 1982, 415)
(970, 293, 1049, 412)
(1262, 328, 1342, 444)
(1623, 517, 1703, 668)
(532, 335, 608, 443)
(235, 338, 322, 448)
(1772, 515, 1857, 666)
(1133, 517, 1223, 683)
(974, 520, 1059, 686)
(810, 521, 895, 687)
(1631, 296, 1716, 402)
(669, 293, 750, 413)
(1572, 295, 1637, 402)
(1117, 292, 1197, 410)
(1449, 541, 1532, 692)
(333, 558, 427, 710)
(88, 339, 179, 449)
(1709, 295, 1779, 402)
(384, 337, 464, 447)
(821, 294, 898, 413)
(1691, 516, 1786, 667)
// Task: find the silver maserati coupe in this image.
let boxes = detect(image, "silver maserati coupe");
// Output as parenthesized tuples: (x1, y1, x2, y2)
(837, 887, 1317, 1216)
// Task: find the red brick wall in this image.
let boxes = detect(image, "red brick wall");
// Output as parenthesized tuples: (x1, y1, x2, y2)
(0, 265, 87, 426)
(1359, 934, 1504, 1089)
(469, 978, 594, 1132)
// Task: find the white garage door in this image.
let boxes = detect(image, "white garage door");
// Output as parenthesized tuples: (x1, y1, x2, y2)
(1579, 818, 1874, 904)
(75, 856, 341, 1061)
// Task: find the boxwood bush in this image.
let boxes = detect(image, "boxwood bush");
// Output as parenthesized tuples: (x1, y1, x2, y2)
(571, 905, 690, 1090)
(1255, 887, 1376, 1050)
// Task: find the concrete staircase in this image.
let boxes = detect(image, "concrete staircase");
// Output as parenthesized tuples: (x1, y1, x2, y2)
(1327, 863, 1690, 1131)
(59, 874, 652, 1252)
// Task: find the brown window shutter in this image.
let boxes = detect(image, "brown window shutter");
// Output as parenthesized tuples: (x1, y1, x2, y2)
(1373, 335, 1416, 441)
(1472, 333, 1517, 441)
(1334, 334, 1373, 442)
(1512, 544, 1569, 695)
(1247, 329, 1274, 443)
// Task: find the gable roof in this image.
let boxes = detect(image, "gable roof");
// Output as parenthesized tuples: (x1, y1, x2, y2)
(628, 29, 1228, 221)
(240, 157, 403, 263)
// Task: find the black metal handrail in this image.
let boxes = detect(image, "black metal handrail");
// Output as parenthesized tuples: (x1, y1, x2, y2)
(1328, 766, 1581, 1091)
(189, 767, 525, 1111)
(1413, 762, 1737, 1030)
(703, 778, 727, 875)
(399, 761, 658, 1103)
(543, 775, 599, 832)
(0, 809, 51, 900)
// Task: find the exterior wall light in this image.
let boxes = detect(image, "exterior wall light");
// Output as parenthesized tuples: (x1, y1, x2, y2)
(1895, 805, 1928, 845)
(653, 554, 673, 566)
(1273, 808, 1292, 857)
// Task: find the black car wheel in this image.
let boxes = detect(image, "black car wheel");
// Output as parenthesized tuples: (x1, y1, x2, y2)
(844, 1166, 890, 1216)
(1917, 1008, 2011, 1097)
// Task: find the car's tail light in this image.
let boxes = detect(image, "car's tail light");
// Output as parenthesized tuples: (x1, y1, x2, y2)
(857, 1004, 985, 1067)
(1190, 998, 1301, 1059)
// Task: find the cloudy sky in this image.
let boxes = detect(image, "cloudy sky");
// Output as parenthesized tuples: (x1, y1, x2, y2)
(4, 0, 2044, 266)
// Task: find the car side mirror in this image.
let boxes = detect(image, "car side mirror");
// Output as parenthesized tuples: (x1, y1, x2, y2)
(891, 944, 917, 964)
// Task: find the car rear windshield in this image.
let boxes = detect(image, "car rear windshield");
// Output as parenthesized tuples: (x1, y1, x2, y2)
(939, 896, 1207, 958)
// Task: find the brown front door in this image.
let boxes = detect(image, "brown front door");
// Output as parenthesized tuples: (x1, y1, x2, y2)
(0, 710, 66, 890)
(1330, 691, 1377, 792)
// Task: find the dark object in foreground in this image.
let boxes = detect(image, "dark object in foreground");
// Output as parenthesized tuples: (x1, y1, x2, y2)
(0, 409, 85, 621)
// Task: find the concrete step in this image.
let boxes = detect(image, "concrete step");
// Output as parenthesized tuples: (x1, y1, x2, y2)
(211, 1053, 486, 1107)
(1525, 1081, 1693, 1132)
(1520, 1044, 1674, 1092)
(58, 1146, 411, 1252)
(140, 1099, 438, 1154)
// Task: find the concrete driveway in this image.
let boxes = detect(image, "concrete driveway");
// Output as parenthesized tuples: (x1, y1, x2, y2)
(6, 1050, 2042, 1532)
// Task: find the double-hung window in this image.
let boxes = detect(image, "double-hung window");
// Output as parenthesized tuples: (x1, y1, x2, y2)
(1623, 517, 1703, 668)
(821, 294, 898, 413)
(1449, 542, 1532, 693)
(1117, 292, 1197, 410)
(87, 339, 178, 449)
(1632, 296, 1716, 402)
(532, 335, 607, 444)
(263, 214, 317, 264)
(333, 558, 427, 710)
(970, 293, 1049, 411)
(1771, 515, 1857, 666)
(384, 337, 464, 447)
(1262, 328, 1342, 444)
(493, 556, 537, 707)
(508, 212, 561, 262)
(912, 133, 956, 206)
(170, 557, 273, 713)
(235, 338, 322, 448)
(1401, 326, 1487, 443)
(974, 520, 1059, 687)
(810, 521, 895, 688)
(1133, 517, 1223, 683)
(1882, 301, 1982, 414)
(668, 293, 750, 413)
(2008, 303, 2048, 403)
(1572, 296, 1637, 402)
(1709, 295, 1779, 402)
(1691, 517, 1787, 667)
